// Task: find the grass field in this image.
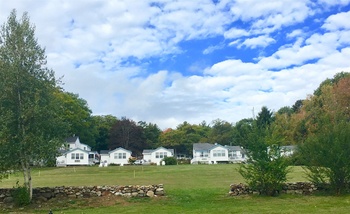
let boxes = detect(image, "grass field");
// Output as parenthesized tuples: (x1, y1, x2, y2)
(1, 164, 350, 213)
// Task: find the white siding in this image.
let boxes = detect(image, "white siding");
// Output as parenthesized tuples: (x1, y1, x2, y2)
(143, 153, 152, 162)
(65, 149, 90, 165)
(109, 149, 132, 165)
(210, 146, 228, 163)
(100, 154, 109, 164)
(149, 148, 173, 165)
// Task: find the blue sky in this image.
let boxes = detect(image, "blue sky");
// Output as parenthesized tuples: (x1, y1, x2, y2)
(1, 0, 350, 129)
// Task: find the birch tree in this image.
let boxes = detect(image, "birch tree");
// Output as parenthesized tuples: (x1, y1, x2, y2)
(0, 10, 67, 200)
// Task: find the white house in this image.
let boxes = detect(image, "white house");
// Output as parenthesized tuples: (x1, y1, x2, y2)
(142, 147, 174, 165)
(191, 143, 246, 164)
(280, 145, 297, 157)
(99, 147, 132, 166)
(226, 145, 246, 163)
(56, 136, 99, 166)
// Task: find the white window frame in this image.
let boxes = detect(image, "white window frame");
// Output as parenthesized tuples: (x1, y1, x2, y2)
(213, 150, 225, 157)
(114, 152, 126, 159)
(155, 152, 167, 159)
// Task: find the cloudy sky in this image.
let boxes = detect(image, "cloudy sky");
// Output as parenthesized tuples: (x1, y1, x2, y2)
(1, 1, 350, 129)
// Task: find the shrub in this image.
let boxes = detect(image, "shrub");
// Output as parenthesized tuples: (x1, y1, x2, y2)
(162, 157, 177, 165)
(12, 182, 30, 206)
(299, 120, 350, 194)
(239, 145, 290, 196)
(128, 157, 136, 165)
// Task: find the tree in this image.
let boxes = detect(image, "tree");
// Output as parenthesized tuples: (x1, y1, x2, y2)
(208, 119, 234, 145)
(239, 142, 290, 196)
(92, 115, 117, 151)
(277, 106, 293, 116)
(159, 121, 210, 156)
(233, 118, 254, 148)
(108, 117, 144, 156)
(0, 10, 68, 200)
(55, 91, 97, 148)
(256, 106, 274, 130)
(298, 75, 350, 194)
(313, 72, 350, 96)
(238, 108, 290, 196)
(138, 121, 161, 149)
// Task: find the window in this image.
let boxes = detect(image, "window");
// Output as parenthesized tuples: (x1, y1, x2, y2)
(155, 152, 167, 159)
(228, 151, 238, 158)
(213, 150, 225, 157)
(200, 152, 209, 157)
(71, 153, 84, 159)
(114, 153, 126, 159)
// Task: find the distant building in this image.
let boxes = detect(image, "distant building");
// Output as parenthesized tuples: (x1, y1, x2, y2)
(142, 147, 174, 165)
(191, 143, 246, 164)
(99, 147, 132, 166)
(56, 136, 99, 167)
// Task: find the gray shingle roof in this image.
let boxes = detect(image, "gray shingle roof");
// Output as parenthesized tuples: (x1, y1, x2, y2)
(65, 136, 78, 143)
(100, 150, 109, 155)
(193, 143, 216, 150)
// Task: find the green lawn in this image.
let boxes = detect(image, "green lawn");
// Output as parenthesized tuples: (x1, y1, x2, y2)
(1, 164, 350, 213)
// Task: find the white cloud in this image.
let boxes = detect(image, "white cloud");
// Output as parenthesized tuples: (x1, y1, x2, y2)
(287, 29, 304, 39)
(239, 35, 276, 49)
(224, 27, 250, 39)
(1, 1, 350, 129)
(203, 43, 225, 54)
(319, 0, 350, 6)
(322, 11, 350, 31)
(227, 0, 311, 33)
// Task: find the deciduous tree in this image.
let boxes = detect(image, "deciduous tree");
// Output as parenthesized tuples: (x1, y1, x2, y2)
(298, 74, 350, 194)
(0, 10, 68, 200)
(108, 117, 144, 156)
(55, 91, 97, 148)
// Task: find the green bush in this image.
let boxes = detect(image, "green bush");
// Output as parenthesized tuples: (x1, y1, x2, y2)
(299, 120, 350, 194)
(12, 182, 30, 206)
(239, 145, 290, 196)
(162, 157, 177, 165)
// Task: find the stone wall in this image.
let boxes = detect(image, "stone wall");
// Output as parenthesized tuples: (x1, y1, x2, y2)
(229, 182, 326, 196)
(0, 184, 164, 204)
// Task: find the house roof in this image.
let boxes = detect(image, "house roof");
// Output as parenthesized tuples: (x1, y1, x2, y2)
(224, 145, 243, 151)
(193, 143, 217, 151)
(193, 143, 244, 153)
(280, 145, 297, 151)
(142, 147, 174, 154)
(66, 136, 78, 143)
(100, 150, 109, 155)
(109, 147, 132, 154)
(80, 143, 91, 149)
(63, 148, 89, 155)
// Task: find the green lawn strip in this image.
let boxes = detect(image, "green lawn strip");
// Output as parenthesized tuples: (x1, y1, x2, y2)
(1, 165, 350, 213)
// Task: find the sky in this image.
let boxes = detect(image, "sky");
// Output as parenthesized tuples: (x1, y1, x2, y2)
(1, 0, 350, 129)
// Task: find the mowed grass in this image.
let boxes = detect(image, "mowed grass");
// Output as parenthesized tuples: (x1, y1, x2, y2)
(1, 165, 350, 213)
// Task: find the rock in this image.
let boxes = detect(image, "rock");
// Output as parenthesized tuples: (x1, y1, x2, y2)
(36, 196, 48, 203)
(115, 192, 123, 196)
(146, 191, 154, 197)
(3, 197, 13, 204)
(42, 192, 53, 199)
(155, 188, 164, 196)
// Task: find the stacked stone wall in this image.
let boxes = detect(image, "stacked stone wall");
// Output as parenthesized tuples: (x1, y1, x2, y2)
(0, 184, 164, 204)
(229, 182, 326, 196)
